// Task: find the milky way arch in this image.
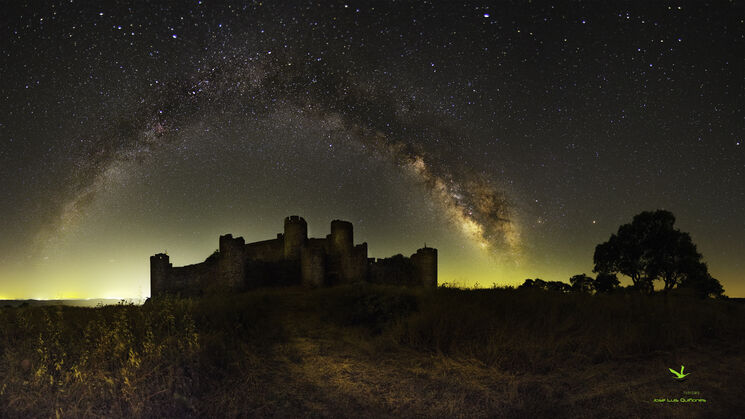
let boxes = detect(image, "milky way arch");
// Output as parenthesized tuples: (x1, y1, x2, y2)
(39, 49, 521, 262)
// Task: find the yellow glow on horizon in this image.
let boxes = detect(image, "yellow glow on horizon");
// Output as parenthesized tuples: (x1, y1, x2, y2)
(1, 174, 740, 299)
(56, 292, 83, 300)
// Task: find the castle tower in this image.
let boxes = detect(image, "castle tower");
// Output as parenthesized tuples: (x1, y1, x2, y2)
(218, 234, 246, 289)
(330, 220, 355, 283)
(330, 220, 353, 255)
(412, 246, 438, 288)
(150, 253, 171, 297)
(284, 216, 308, 261)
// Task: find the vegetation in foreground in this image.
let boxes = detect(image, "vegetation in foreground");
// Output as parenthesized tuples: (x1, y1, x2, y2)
(1, 285, 744, 418)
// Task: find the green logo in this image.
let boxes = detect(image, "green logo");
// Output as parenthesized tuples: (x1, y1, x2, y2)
(669, 365, 690, 380)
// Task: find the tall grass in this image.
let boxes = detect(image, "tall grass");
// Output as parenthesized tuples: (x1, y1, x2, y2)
(0, 286, 742, 417)
(392, 288, 744, 371)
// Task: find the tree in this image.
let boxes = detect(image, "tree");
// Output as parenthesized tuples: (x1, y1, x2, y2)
(518, 278, 536, 289)
(546, 281, 571, 293)
(678, 262, 724, 298)
(519, 278, 547, 290)
(593, 210, 721, 295)
(569, 274, 594, 293)
(594, 272, 620, 293)
(518, 278, 570, 292)
(593, 224, 647, 290)
(644, 226, 703, 291)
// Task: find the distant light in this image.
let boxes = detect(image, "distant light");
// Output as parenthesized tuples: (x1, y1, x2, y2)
(483, 13, 490, 18)
(172, 34, 177, 38)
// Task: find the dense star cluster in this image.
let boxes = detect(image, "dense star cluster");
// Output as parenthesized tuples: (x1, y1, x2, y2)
(0, 2, 742, 298)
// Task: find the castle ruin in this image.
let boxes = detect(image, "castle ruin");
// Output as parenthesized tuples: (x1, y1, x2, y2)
(150, 216, 437, 297)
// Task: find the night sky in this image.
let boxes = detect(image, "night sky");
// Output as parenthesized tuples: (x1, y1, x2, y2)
(1, 1, 743, 299)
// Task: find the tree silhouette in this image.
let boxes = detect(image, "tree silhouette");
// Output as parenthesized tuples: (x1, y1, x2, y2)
(593, 225, 647, 291)
(594, 272, 620, 293)
(678, 262, 724, 298)
(519, 278, 570, 292)
(569, 274, 594, 293)
(546, 281, 571, 293)
(518, 278, 545, 290)
(593, 210, 722, 296)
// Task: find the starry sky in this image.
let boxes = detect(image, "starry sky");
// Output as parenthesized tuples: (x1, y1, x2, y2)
(1, 1, 743, 299)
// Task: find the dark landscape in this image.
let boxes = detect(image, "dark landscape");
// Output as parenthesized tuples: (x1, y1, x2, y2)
(1, 286, 744, 418)
(0, 299, 137, 308)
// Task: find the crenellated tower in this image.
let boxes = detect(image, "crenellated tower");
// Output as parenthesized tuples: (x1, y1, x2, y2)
(329, 220, 358, 283)
(218, 234, 246, 289)
(284, 216, 308, 261)
(411, 246, 438, 288)
(330, 220, 353, 255)
(150, 253, 171, 296)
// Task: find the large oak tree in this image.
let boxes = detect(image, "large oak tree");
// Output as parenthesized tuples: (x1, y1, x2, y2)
(593, 210, 723, 297)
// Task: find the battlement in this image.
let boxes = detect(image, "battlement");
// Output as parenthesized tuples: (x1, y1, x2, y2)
(415, 246, 437, 255)
(151, 253, 170, 263)
(284, 215, 307, 225)
(284, 215, 308, 261)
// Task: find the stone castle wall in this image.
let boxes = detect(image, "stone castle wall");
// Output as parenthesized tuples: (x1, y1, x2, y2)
(245, 238, 284, 263)
(150, 216, 437, 297)
(301, 238, 326, 287)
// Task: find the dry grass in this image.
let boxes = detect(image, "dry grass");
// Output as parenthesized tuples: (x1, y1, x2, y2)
(1, 285, 743, 417)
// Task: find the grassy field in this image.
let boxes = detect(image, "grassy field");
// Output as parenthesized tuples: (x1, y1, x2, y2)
(1, 285, 743, 418)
